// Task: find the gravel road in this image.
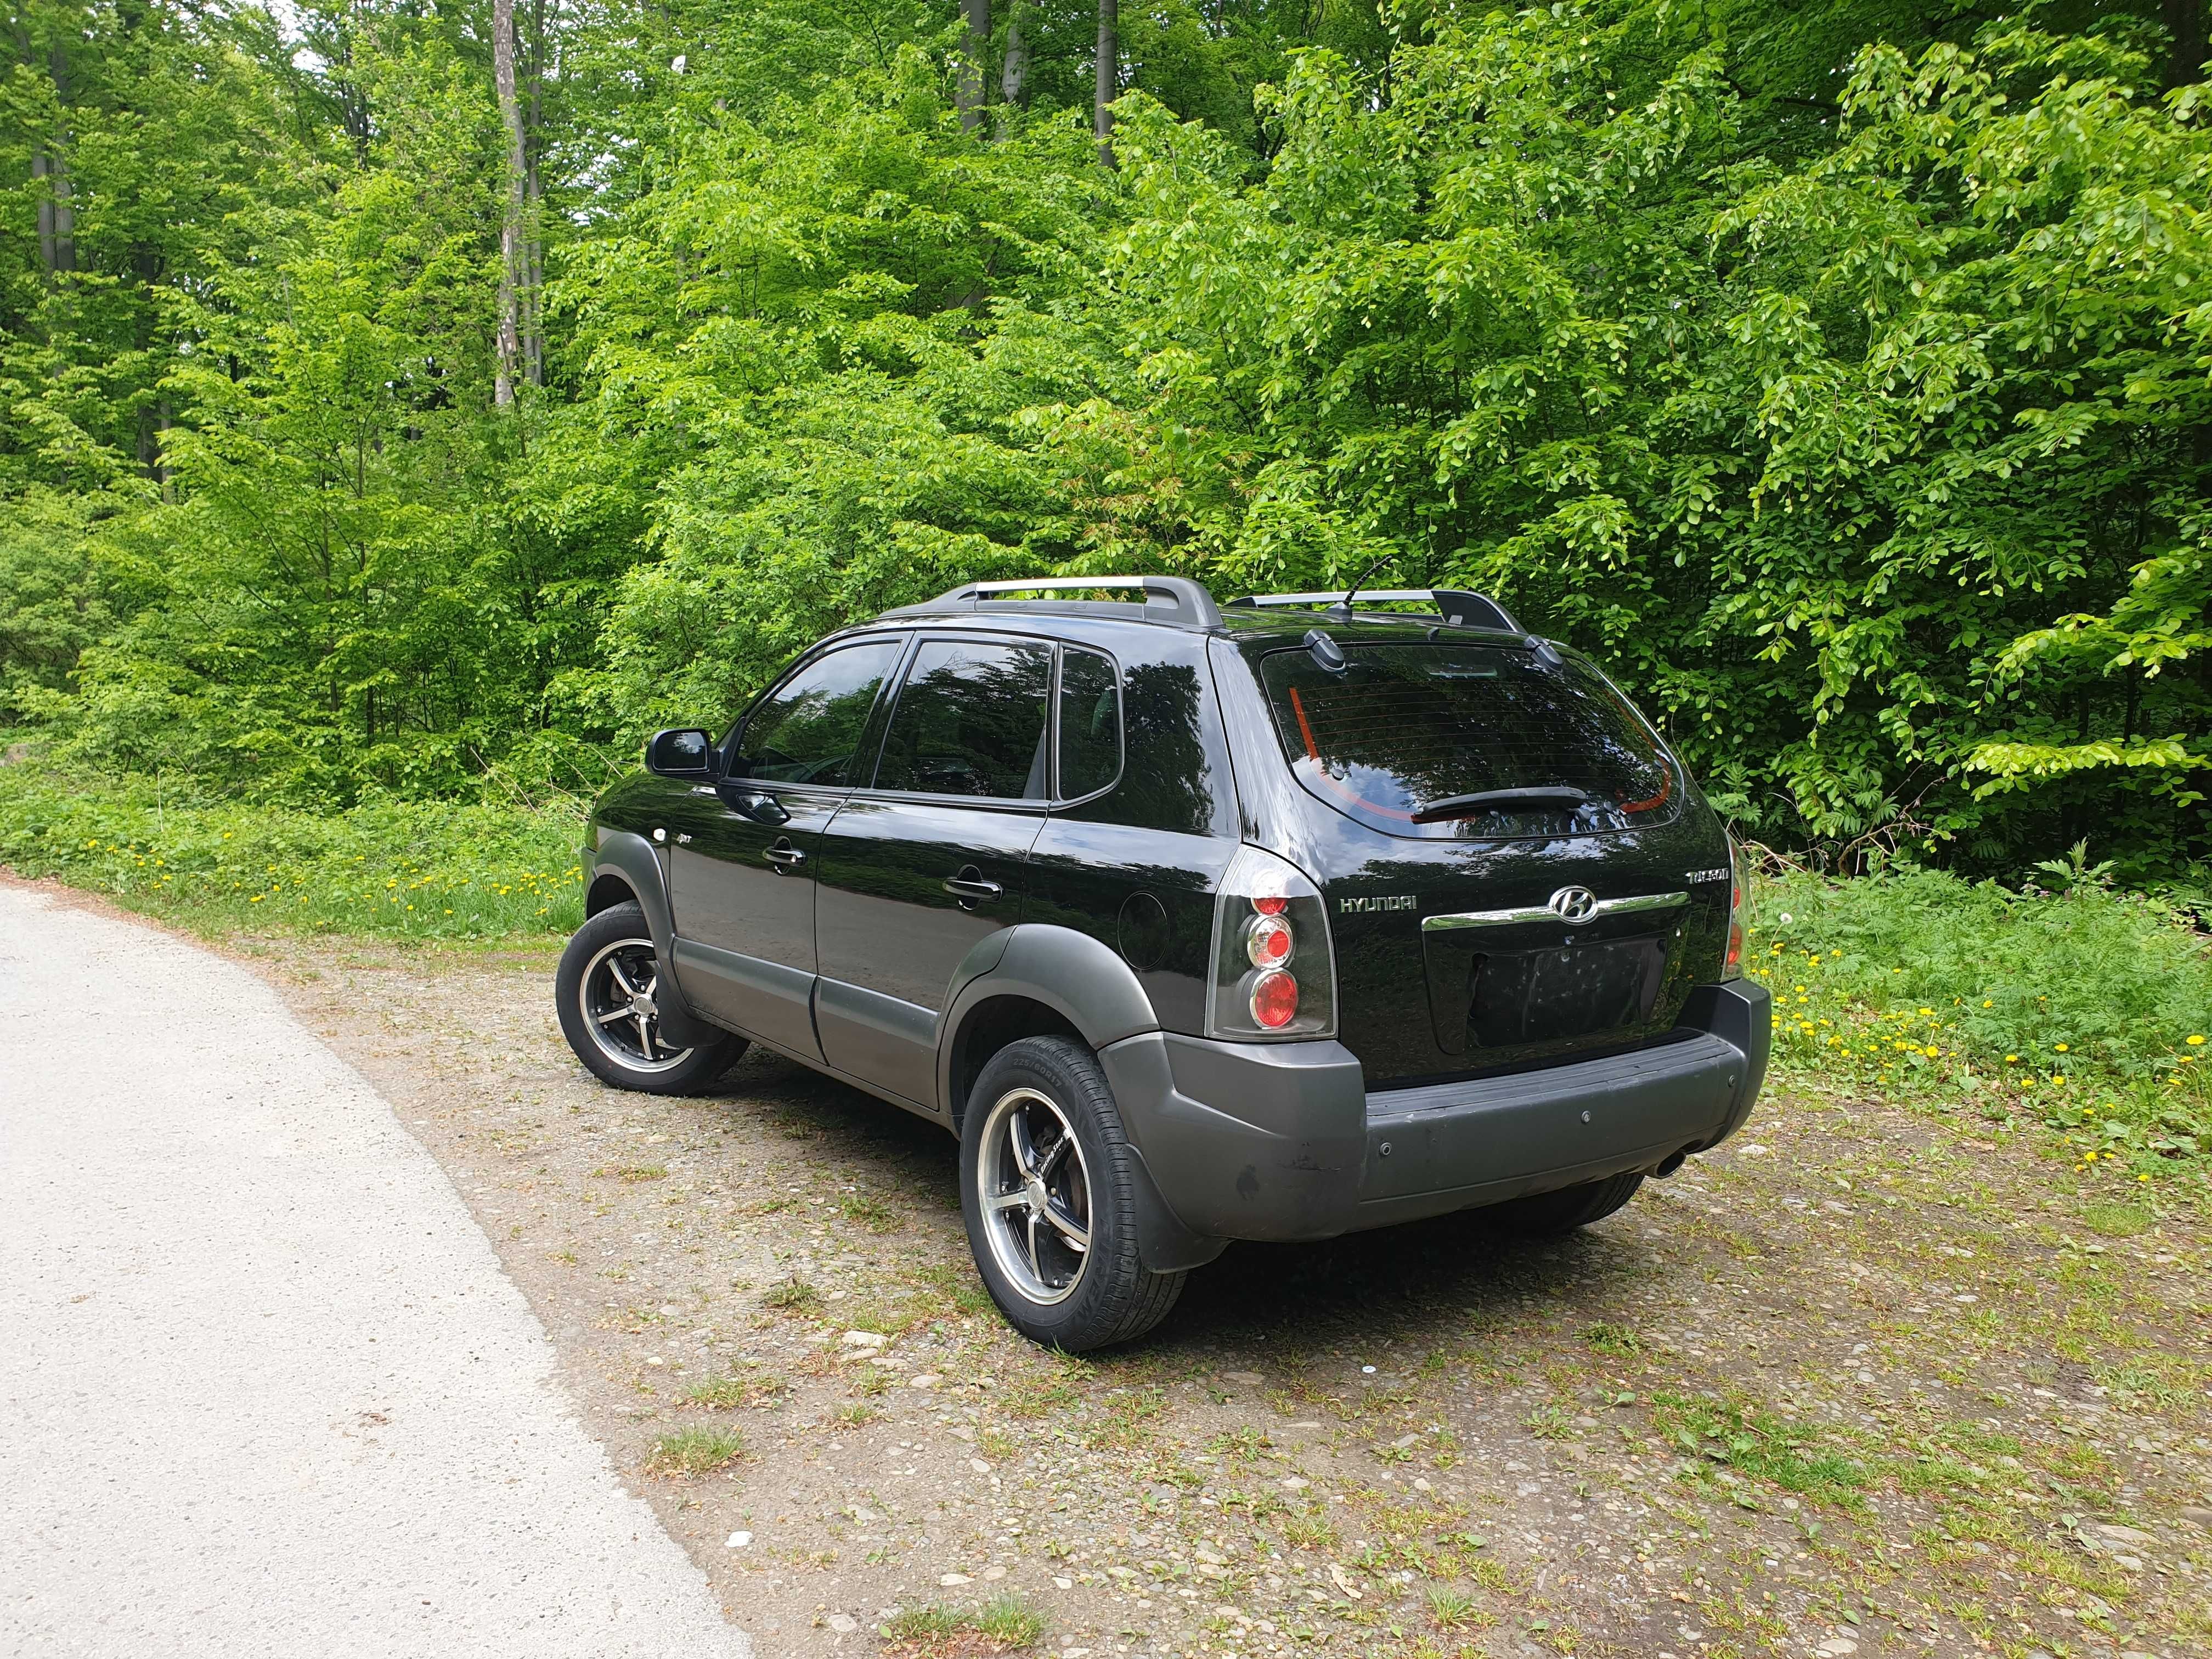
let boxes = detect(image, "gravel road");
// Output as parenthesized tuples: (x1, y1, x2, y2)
(0, 883, 752, 1658)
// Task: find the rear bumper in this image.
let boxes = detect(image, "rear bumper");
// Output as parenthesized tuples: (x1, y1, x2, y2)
(1102, 980, 1768, 1266)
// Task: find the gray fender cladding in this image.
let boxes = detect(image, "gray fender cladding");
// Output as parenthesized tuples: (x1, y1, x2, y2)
(587, 827, 718, 1049)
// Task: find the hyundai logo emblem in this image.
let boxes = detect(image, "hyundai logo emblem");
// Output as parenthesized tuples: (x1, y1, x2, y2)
(1548, 885, 1600, 924)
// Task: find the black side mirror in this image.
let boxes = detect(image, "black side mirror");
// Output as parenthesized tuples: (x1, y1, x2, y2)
(645, 727, 713, 777)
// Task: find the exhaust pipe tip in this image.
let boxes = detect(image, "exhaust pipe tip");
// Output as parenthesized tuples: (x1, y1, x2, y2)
(1652, 1143, 1701, 1180)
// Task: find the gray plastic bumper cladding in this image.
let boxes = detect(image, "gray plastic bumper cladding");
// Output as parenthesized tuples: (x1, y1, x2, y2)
(1102, 979, 1770, 1266)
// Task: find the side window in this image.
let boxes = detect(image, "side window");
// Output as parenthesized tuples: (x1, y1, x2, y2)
(874, 639, 1054, 799)
(730, 640, 904, 786)
(1070, 657, 1229, 836)
(1057, 647, 1122, 798)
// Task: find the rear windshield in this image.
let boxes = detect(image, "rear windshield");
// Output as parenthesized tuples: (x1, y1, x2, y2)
(1257, 641, 1679, 840)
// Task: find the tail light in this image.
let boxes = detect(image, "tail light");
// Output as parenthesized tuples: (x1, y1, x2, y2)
(1206, 845, 1336, 1039)
(1723, 834, 1747, 979)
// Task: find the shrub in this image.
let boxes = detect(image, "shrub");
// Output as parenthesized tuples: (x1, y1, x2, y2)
(1751, 867, 2210, 1169)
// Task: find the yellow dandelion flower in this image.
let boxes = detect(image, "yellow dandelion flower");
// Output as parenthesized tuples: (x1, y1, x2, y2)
(2005, 1054, 2019, 1063)
(1981, 999, 1993, 1007)
(2054, 1043, 2069, 1053)
(2188, 1035, 2205, 1046)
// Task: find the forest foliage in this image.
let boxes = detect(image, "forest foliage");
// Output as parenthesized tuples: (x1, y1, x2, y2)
(3, 0, 2209, 877)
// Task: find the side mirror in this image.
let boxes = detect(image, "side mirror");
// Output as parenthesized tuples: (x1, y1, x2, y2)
(645, 727, 713, 777)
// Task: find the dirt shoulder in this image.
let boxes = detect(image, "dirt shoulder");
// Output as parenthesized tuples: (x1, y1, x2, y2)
(207, 919, 2212, 1659)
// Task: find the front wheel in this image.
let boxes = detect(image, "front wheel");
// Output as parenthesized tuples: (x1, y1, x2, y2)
(555, 901, 744, 1094)
(960, 1036, 1184, 1352)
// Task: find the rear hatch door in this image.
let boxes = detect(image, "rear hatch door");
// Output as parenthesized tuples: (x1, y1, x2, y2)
(1252, 636, 1728, 1086)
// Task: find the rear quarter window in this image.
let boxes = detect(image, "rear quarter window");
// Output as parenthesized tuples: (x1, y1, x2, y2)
(1259, 641, 1680, 840)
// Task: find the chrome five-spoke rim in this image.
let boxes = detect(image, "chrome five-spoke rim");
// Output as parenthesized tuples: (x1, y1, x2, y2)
(579, 936, 694, 1074)
(976, 1087, 1092, 1306)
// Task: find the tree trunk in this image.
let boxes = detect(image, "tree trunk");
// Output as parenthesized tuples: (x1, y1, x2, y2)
(1001, 3, 1030, 106)
(33, 42, 76, 277)
(492, 0, 527, 407)
(1094, 0, 1118, 167)
(956, 0, 989, 132)
(2168, 0, 2207, 85)
(138, 399, 172, 490)
(523, 0, 547, 386)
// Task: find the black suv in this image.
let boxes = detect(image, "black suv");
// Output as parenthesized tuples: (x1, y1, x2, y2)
(556, 577, 1769, 1350)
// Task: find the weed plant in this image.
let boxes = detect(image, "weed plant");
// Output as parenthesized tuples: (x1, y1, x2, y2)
(0, 764, 583, 942)
(1750, 864, 2210, 1178)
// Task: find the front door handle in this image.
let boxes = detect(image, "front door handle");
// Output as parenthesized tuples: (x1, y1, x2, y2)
(944, 867, 1003, 909)
(764, 840, 806, 872)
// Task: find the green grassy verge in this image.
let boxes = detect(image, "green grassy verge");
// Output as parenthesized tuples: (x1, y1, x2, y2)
(0, 761, 583, 943)
(1749, 866, 2210, 1178)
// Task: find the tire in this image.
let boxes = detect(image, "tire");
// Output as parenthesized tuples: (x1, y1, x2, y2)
(1482, 1170, 1646, 1235)
(554, 901, 744, 1094)
(960, 1036, 1186, 1352)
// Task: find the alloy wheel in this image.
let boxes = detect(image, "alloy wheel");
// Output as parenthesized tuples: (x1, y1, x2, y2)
(577, 936, 694, 1074)
(975, 1086, 1093, 1306)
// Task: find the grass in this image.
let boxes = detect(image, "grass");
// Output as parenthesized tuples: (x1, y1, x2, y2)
(763, 1274, 819, 1312)
(1426, 1587, 1489, 1629)
(881, 1595, 1045, 1654)
(1750, 865, 2211, 1176)
(0, 760, 584, 942)
(645, 1426, 747, 1476)
(1647, 1392, 1870, 1505)
(683, 1371, 786, 1410)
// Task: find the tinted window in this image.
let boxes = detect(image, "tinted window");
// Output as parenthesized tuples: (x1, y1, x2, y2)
(1259, 642, 1678, 839)
(1061, 658, 1227, 836)
(1057, 648, 1121, 798)
(732, 640, 903, 785)
(875, 639, 1053, 799)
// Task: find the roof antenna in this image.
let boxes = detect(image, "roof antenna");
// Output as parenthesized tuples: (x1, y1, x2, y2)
(1330, 551, 1400, 621)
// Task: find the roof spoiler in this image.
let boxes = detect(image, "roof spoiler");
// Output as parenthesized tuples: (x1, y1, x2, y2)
(1226, 588, 1523, 634)
(888, 575, 1224, 632)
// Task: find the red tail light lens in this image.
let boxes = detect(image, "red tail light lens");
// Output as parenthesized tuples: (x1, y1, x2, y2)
(1723, 836, 1747, 979)
(1249, 968, 1299, 1028)
(1245, 913, 1294, 968)
(1205, 846, 1335, 1039)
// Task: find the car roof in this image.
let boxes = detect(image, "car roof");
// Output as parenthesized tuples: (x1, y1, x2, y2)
(867, 578, 1538, 655)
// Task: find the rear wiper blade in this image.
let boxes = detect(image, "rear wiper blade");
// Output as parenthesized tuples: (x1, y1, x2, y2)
(1410, 786, 1596, 825)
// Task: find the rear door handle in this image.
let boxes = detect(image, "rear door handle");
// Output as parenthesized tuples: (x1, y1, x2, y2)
(764, 840, 806, 872)
(944, 868, 1002, 908)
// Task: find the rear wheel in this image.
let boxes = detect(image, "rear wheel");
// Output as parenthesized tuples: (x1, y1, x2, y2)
(960, 1036, 1184, 1351)
(1483, 1170, 1645, 1235)
(555, 901, 744, 1094)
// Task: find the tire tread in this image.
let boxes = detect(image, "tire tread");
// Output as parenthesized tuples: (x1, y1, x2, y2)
(963, 1035, 1185, 1351)
(554, 901, 742, 1095)
(1486, 1169, 1646, 1235)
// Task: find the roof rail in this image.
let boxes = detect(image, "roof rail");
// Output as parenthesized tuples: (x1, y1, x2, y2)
(888, 575, 1224, 632)
(1227, 588, 1523, 634)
